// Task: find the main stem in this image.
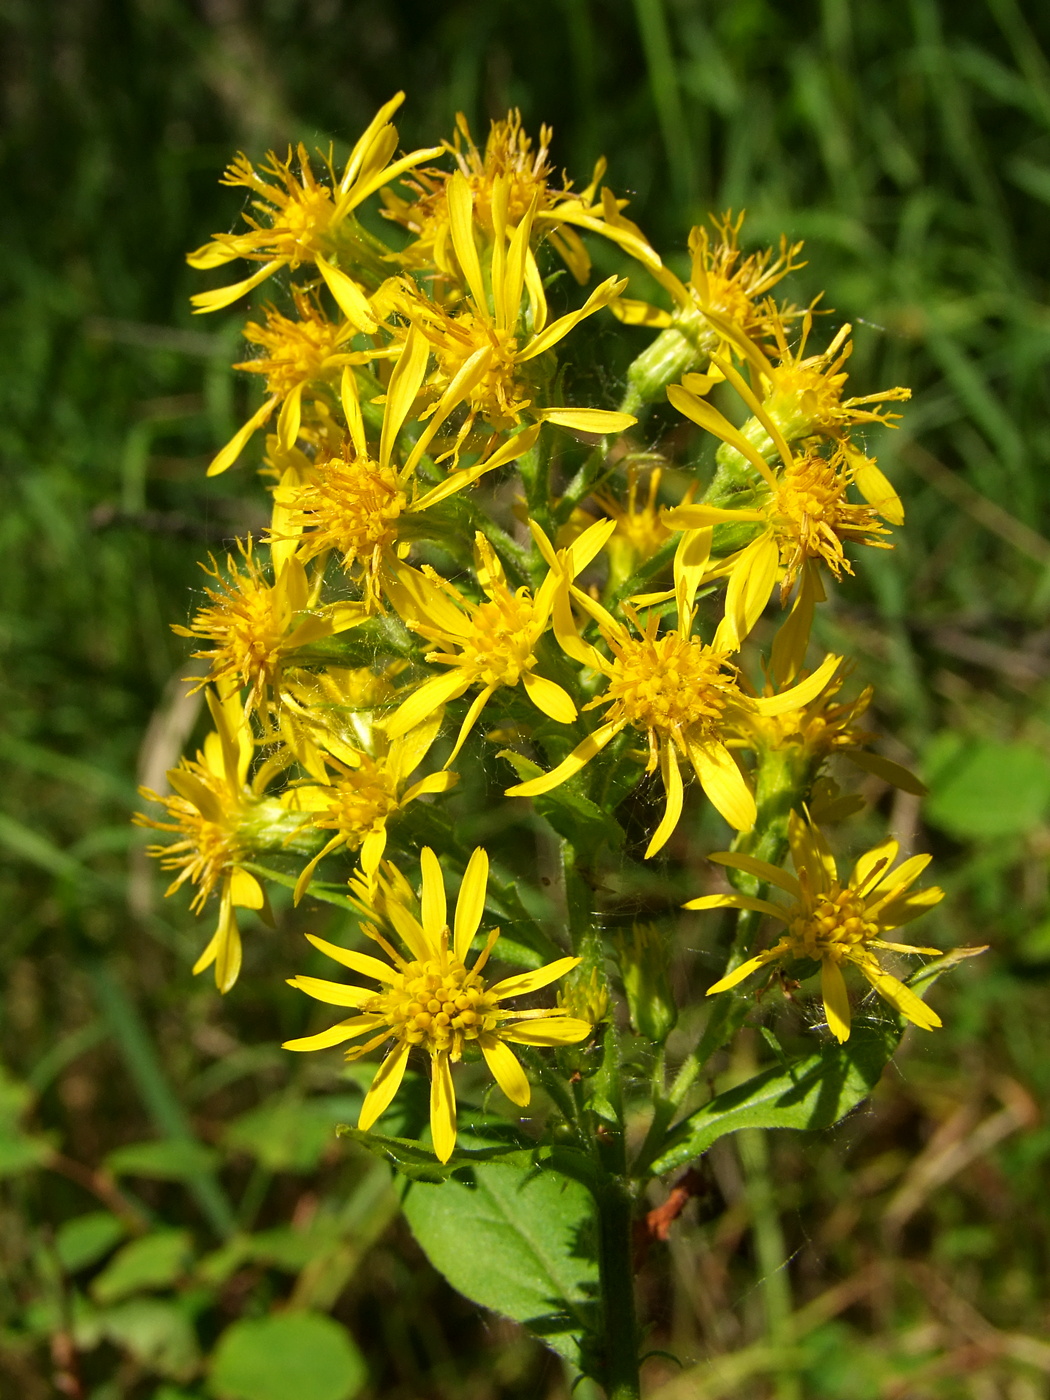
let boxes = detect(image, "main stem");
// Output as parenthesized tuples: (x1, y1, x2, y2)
(561, 849, 640, 1400)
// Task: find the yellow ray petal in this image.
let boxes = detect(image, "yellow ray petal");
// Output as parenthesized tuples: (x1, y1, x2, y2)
(857, 962, 942, 1031)
(419, 847, 447, 945)
(688, 739, 756, 831)
(522, 671, 577, 723)
(708, 852, 800, 895)
(358, 1039, 412, 1131)
(706, 946, 784, 995)
(517, 275, 627, 362)
(609, 298, 672, 328)
(674, 527, 714, 619)
(770, 560, 821, 684)
(386, 899, 430, 963)
(821, 958, 852, 1043)
(305, 932, 399, 983)
(229, 867, 264, 910)
(851, 453, 904, 526)
(537, 408, 637, 434)
(411, 420, 541, 508)
(505, 719, 624, 797)
(444, 686, 495, 767)
(501, 1016, 592, 1046)
(293, 833, 345, 906)
(453, 847, 489, 962)
(340, 366, 368, 458)
(752, 653, 842, 716)
(850, 838, 899, 894)
(429, 1049, 457, 1162)
(283, 1015, 386, 1052)
(715, 532, 779, 651)
(277, 381, 304, 451)
(380, 324, 429, 471)
(666, 384, 778, 490)
(190, 260, 281, 314)
(447, 172, 488, 311)
(874, 887, 945, 929)
(316, 259, 378, 333)
(488, 956, 581, 1000)
(360, 824, 388, 878)
(684, 893, 787, 918)
(479, 1034, 531, 1107)
(206, 396, 278, 477)
(663, 503, 765, 529)
(167, 768, 225, 824)
(286, 975, 379, 1008)
(871, 852, 931, 896)
(645, 741, 684, 858)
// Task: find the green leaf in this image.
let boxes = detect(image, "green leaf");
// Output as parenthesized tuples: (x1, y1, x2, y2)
(106, 1138, 220, 1181)
(499, 749, 624, 860)
(402, 1159, 599, 1369)
(208, 1312, 366, 1400)
(92, 1230, 193, 1304)
(223, 1096, 361, 1174)
(650, 1024, 898, 1177)
(84, 1299, 200, 1380)
(923, 734, 1050, 839)
(55, 1211, 128, 1272)
(0, 1067, 54, 1177)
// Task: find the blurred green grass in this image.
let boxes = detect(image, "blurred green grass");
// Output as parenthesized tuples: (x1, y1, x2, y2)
(3, 1, 1050, 1396)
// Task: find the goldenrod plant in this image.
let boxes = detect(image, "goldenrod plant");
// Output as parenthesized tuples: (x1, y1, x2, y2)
(138, 92, 983, 1399)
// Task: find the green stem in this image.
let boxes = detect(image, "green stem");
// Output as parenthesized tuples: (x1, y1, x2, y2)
(595, 1163, 640, 1400)
(738, 1125, 800, 1400)
(559, 845, 640, 1399)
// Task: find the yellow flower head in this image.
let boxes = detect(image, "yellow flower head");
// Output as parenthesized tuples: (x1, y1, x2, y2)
(383, 519, 613, 763)
(271, 345, 543, 606)
(592, 464, 682, 587)
(687, 812, 947, 1042)
(665, 372, 905, 675)
(187, 94, 442, 313)
(507, 544, 843, 856)
(290, 709, 456, 899)
(390, 172, 635, 462)
(173, 540, 364, 715)
(698, 308, 911, 452)
(283, 846, 591, 1162)
(384, 109, 607, 286)
(135, 691, 282, 991)
(612, 211, 805, 354)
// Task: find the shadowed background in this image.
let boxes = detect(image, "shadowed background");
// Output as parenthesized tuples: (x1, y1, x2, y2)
(3, 2, 1050, 1397)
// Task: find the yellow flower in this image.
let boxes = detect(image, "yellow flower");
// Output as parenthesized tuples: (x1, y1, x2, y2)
(731, 664, 926, 800)
(382, 108, 610, 286)
(664, 370, 902, 678)
(135, 690, 287, 992)
(283, 846, 592, 1162)
(592, 463, 686, 589)
(187, 94, 441, 313)
(291, 709, 456, 899)
(697, 309, 911, 453)
(686, 812, 947, 1042)
(613, 211, 804, 346)
(506, 552, 842, 856)
(392, 170, 636, 462)
(270, 353, 542, 608)
(173, 539, 365, 715)
(383, 520, 614, 763)
(206, 289, 379, 477)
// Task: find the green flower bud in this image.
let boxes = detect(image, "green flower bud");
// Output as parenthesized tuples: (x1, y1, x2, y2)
(615, 924, 677, 1045)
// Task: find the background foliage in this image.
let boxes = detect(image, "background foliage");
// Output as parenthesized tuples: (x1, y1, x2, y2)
(3, 1, 1050, 1396)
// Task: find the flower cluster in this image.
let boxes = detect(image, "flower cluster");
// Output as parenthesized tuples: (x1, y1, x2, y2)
(140, 94, 959, 1163)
